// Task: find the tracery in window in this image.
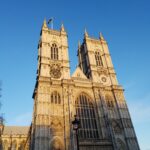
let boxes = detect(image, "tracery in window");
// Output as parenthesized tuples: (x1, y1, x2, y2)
(75, 93, 99, 139)
(95, 51, 103, 66)
(51, 91, 61, 104)
(51, 43, 58, 60)
(105, 95, 114, 108)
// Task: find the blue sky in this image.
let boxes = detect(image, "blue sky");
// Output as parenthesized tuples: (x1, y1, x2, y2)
(0, 0, 150, 149)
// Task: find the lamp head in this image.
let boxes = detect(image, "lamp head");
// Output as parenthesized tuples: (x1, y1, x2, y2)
(72, 115, 80, 130)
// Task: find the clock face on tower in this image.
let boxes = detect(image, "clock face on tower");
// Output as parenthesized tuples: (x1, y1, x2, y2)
(100, 74, 110, 85)
(101, 76, 107, 82)
(50, 64, 61, 79)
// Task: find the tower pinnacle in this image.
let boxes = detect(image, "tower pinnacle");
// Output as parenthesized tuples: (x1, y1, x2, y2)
(84, 28, 88, 37)
(60, 23, 65, 32)
(78, 40, 81, 49)
(99, 32, 105, 40)
(42, 18, 48, 29)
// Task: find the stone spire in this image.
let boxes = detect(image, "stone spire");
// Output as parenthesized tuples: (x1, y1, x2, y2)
(60, 23, 65, 32)
(77, 40, 82, 69)
(99, 32, 105, 40)
(78, 41, 81, 49)
(84, 28, 88, 37)
(42, 18, 48, 29)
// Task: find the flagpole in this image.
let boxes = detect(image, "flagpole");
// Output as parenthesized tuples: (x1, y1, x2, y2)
(48, 17, 53, 29)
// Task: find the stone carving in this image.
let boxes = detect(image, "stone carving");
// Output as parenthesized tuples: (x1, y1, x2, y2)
(117, 138, 126, 150)
(100, 75, 110, 85)
(101, 76, 107, 82)
(51, 117, 63, 132)
(98, 68, 108, 76)
(112, 120, 122, 134)
(50, 64, 61, 79)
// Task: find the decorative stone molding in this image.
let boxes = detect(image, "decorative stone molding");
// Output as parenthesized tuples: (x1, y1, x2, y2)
(98, 68, 108, 76)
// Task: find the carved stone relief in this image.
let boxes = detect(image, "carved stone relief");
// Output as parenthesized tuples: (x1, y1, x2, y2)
(50, 64, 61, 79)
(50, 117, 63, 133)
(98, 68, 108, 76)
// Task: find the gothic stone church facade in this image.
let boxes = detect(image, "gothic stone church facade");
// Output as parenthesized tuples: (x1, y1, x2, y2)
(29, 20, 140, 150)
(0, 20, 140, 150)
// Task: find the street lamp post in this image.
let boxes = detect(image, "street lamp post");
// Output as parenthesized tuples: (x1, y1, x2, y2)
(72, 115, 80, 150)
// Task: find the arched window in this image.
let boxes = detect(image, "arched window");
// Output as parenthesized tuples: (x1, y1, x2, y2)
(75, 93, 99, 139)
(12, 140, 17, 150)
(51, 43, 58, 60)
(3, 140, 8, 150)
(50, 139, 63, 150)
(95, 51, 103, 66)
(51, 91, 61, 104)
(105, 95, 114, 108)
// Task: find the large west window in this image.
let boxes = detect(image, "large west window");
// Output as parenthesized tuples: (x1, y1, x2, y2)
(75, 93, 99, 139)
(51, 43, 58, 60)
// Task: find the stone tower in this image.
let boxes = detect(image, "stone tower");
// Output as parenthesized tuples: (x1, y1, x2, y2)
(31, 20, 140, 150)
(31, 20, 71, 150)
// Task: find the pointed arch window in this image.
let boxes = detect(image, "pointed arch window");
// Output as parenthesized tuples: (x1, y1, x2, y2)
(95, 51, 103, 66)
(51, 91, 61, 104)
(51, 43, 58, 60)
(75, 93, 99, 139)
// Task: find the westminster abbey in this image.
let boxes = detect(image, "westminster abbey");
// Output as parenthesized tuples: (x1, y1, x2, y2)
(0, 19, 140, 150)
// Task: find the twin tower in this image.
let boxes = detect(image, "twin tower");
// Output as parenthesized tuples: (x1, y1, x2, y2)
(30, 19, 140, 150)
